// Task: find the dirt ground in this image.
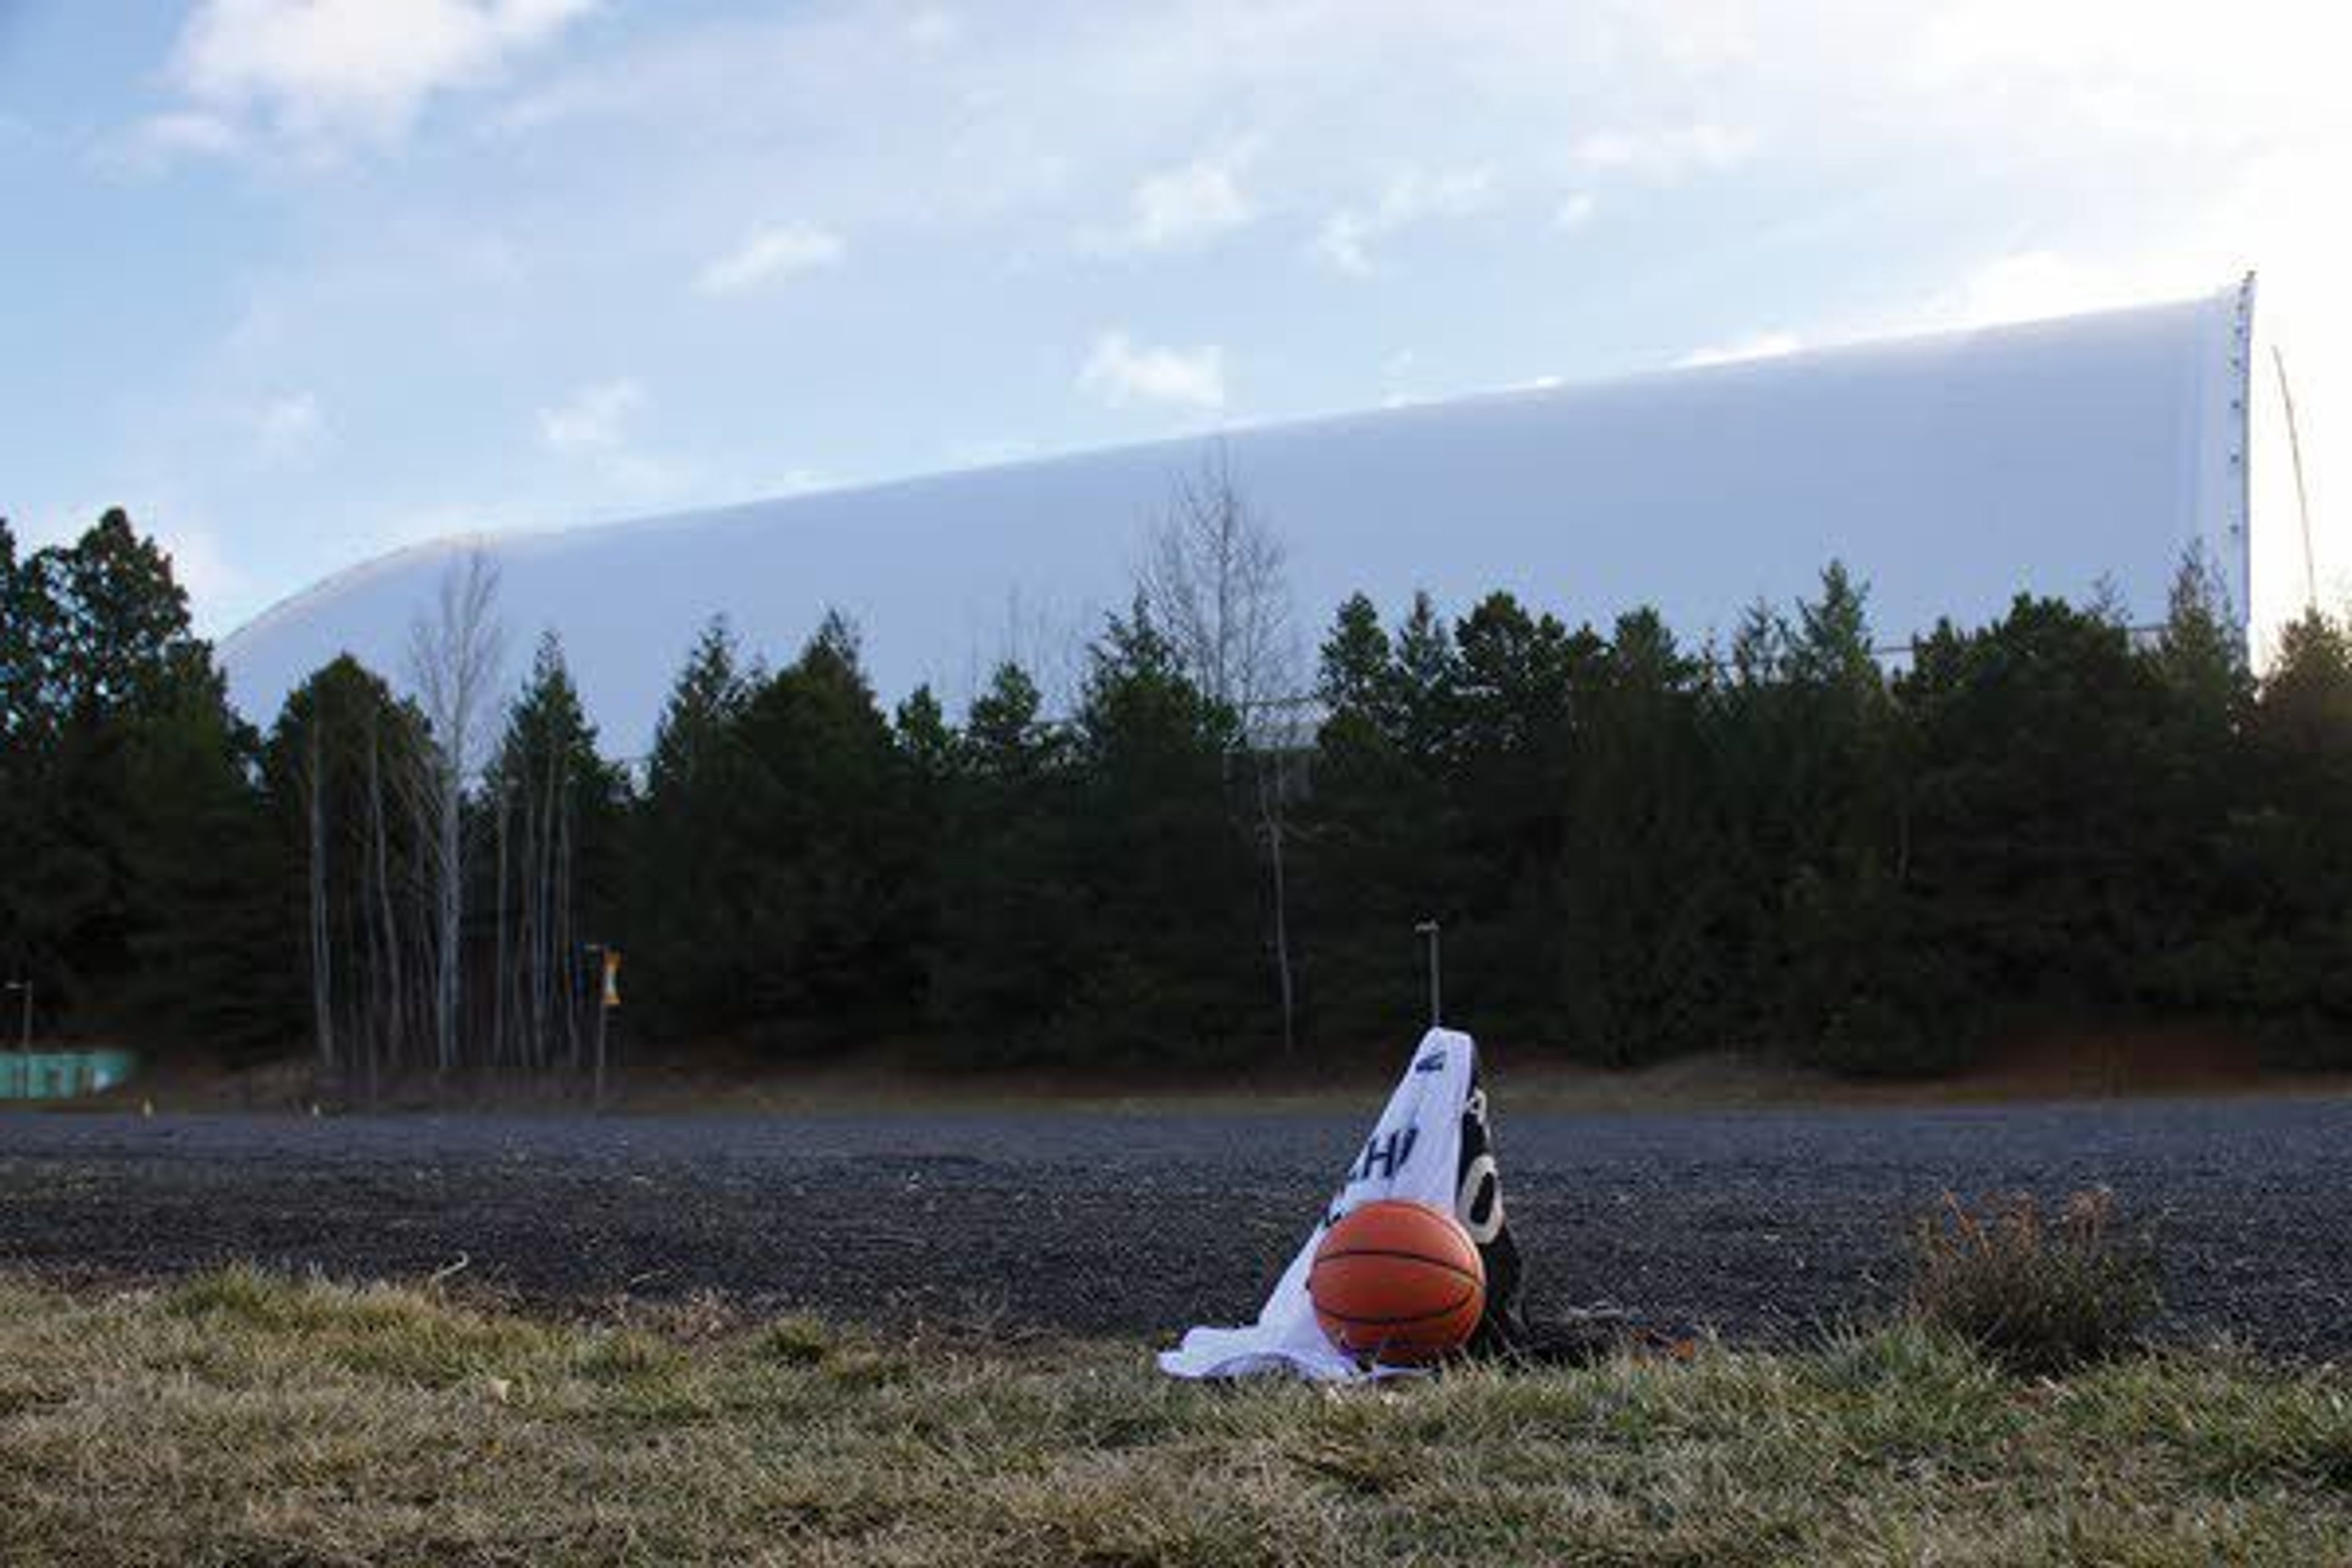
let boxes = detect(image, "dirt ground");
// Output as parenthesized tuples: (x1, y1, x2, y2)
(4, 1089, 2351, 1356)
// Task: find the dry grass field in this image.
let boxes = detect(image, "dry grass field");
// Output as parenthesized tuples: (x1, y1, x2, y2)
(2, 1268, 2350, 1566)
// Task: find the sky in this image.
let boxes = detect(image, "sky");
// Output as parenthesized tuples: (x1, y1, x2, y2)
(2, 0, 2346, 638)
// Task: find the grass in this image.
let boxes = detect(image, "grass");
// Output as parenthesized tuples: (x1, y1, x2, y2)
(1, 1270, 2349, 1565)
(1909, 1189, 2162, 1374)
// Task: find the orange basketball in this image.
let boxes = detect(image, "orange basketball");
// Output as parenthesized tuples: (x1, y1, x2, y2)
(1309, 1199, 1486, 1365)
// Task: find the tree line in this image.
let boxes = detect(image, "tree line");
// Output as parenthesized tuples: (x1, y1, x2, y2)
(6, 496, 2351, 1084)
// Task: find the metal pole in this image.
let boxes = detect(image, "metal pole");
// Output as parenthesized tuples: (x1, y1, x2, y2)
(594, 987, 609, 1108)
(582, 946, 607, 1108)
(6, 982, 26, 1051)
(1414, 921, 1441, 1027)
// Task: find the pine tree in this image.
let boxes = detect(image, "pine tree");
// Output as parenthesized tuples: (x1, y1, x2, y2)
(1552, 607, 1721, 1063)
(628, 618, 756, 1039)
(924, 662, 1083, 1055)
(0, 519, 41, 985)
(116, 650, 299, 1057)
(2227, 608, 2352, 1055)
(1390, 590, 1460, 767)
(1317, 592, 1393, 723)
(1891, 593, 2168, 1061)
(40, 508, 193, 717)
(1447, 592, 1582, 1035)
(2134, 549, 2257, 1011)
(646, 616, 753, 797)
(1298, 591, 1464, 1038)
(10, 511, 216, 1031)
(1050, 597, 1256, 1060)
(720, 610, 921, 1044)
(264, 655, 434, 1091)
(485, 632, 625, 1071)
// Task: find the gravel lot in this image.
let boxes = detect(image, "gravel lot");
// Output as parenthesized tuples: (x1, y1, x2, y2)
(3, 1095, 2350, 1354)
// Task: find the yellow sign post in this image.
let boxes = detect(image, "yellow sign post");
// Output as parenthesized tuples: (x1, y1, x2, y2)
(587, 945, 620, 1107)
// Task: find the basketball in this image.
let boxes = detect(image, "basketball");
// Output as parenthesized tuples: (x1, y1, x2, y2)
(1308, 1199, 1486, 1364)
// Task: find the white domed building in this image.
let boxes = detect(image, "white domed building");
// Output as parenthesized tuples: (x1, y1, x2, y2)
(222, 277, 2293, 752)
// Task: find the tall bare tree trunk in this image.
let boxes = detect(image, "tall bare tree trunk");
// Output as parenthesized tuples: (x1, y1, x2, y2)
(1256, 747, 1297, 1055)
(366, 722, 404, 1097)
(405, 552, 505, 1080)
(1140, 442, 1303, 1050)
(304, 725, 336, 1078)
(492, 783, 511, 1071)
(556, 763, 578, 1072)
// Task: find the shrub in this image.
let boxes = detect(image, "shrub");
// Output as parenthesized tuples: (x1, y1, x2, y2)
(1906, 1190, 2158, 1374)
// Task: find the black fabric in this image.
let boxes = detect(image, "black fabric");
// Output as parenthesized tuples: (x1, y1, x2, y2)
(1455, 1065, 1527, 1354)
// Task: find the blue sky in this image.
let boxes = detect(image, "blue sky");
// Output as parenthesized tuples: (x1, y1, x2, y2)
(3, 0, 2345, 635)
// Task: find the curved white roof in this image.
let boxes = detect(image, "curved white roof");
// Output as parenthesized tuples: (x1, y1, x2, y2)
(223, 281, 2257, 752)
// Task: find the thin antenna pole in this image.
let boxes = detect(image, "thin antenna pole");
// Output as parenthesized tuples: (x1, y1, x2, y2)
(2275, 344, 2319, 614)
(1414, 921, 1442, 1027)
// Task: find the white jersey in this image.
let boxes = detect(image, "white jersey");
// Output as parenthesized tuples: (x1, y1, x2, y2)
(1158, 1027, 1513, 1381)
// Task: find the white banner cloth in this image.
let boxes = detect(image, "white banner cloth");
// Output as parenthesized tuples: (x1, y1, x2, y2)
(1157, 1028, 1480, 1381)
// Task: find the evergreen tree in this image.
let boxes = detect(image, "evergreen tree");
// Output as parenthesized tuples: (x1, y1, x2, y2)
(1891, 594, 2168, 1060)
(2134, 550, 2258, 1011)
(1446, 592, 1584, 1036)
(1298, 590, 1476, 1038)
(720, 611, 921, 1043)
(39, 508, 195, 718)
(0, 519, 42, 984)
(1049, 597, 1256, 1061)
(1552, 607, 1722, 1063)
(9, 511, 217, 1031)
(2226, 608, 2352, 1055)
(0, 519, 40, 745)
(1390, 590, 1460, 767)
(115, 650, 298, 1057)
(1722, 565, 1914, 1069)
(628, 618, 757, 1039)
(263, 655, 434, 1090)
(924, 662, 1085, 1055)
(484, 633, 627, 1069)
(1317, 592, 1393, 723)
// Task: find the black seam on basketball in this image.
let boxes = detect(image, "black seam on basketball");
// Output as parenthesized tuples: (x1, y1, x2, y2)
(1311, 1248, 1483, 1286)
(1316, 1289, 1479, 1327)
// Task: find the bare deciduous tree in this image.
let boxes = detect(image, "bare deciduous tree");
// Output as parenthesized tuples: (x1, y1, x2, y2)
(405, 551, 505, 1075)
(301, 723, 334, 1076)
(1140, 440, 1295, 719)
(363, 713, 407, 1095)
(1139, 442, 1305, 1052)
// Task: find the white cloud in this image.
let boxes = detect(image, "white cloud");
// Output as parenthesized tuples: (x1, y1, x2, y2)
(1572, 122, 1755, 181)
(904, 7, 960, 50)
(539, 377, 644, 451)
(1086, 146, 1256, 255)
(1316, 167, 1493, 276)
(767, 467, 835, 495)
(943, 437, 1038, 470)
(139, 111, 244, 159)
(1676, 331, 1803, 369)
(1380, 348, 1419, 409)
(695, 224, 846, 295)
(533, 378, 699, 504)
(170, 0, 595, 150)
(1553, 192, 1597, 230)
(1922, 251, 2160, 333)
(247, 391, 324, 462)
(1079, 331, 1226, 411)
(154, 524, 247, 620)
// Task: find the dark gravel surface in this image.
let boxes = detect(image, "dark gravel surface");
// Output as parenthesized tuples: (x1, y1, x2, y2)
(3, 1096, 2350, 1354)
